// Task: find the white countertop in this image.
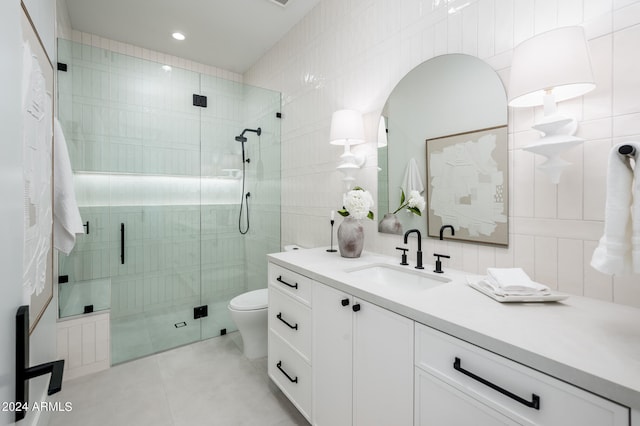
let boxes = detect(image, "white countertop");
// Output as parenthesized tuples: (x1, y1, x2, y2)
(267, 247, 640, 410)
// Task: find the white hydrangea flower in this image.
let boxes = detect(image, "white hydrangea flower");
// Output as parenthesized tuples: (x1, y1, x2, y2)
(407, 190, 426, 212)
(393, 189, 425, 216)
(343, 188, 374, 220)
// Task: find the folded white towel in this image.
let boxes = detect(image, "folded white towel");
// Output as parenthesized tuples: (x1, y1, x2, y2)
(591, 141, 640, 275)
(53, 118, 84, 254)
(485, 267, 549, 294)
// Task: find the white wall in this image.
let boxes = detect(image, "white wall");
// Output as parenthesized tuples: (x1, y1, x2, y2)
(23, 0, 56, 60)
(245, 0, 640, 308)
(1, 1, 59, 425)
(0, 0, 28, 423)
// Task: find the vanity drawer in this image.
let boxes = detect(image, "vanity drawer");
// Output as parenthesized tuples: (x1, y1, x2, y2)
(268, 330, 312, 422)
(268, 287, 312, 362)
(415, 323, 629, 426)
(268, 263, 313, 306)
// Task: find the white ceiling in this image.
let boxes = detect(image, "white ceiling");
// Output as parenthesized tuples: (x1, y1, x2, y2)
(63, 0, 320, 74)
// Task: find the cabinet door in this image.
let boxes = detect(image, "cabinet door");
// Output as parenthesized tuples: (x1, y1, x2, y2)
(415, 367, 523, 426)
(353, 298, 414, 426)
(312, 283, 353, 426)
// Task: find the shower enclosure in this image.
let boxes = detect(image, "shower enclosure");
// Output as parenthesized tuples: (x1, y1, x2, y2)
(56, 39, 281, 364)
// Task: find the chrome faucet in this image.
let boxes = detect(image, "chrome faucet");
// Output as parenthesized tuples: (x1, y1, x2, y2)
(403, 229, 424, 269)
(439, 225, 455, 240)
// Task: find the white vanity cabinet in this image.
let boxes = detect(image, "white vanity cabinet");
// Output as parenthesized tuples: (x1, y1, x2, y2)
(312, 281, 414, 426)
(414, 323, 630, 426)
(267, 263, 314, 422)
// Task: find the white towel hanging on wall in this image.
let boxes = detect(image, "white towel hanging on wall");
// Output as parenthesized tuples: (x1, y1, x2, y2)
(401, 158, 425, 195)
(53, 118, 84, 254)
(591, 141, 640, 275)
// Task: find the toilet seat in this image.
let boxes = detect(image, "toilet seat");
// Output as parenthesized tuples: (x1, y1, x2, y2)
(229, 288, 268, 311)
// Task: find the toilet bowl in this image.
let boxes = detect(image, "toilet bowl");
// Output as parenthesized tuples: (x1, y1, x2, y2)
(228, 288, 268, 359)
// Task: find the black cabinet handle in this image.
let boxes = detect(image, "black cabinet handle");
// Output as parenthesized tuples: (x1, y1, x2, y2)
(120, 223, 125, 265)
(276, 361, 298, 383)
(83, 221, 89, 235)
(276, 312, 298, 330)
(352, 303, 361, 312)
(453, 357, 540, 410)
(341, 298, 350, 307)
(276, 275, 298, 289)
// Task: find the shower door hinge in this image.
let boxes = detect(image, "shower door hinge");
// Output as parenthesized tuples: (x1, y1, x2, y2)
(57, 62, 68, 72)
(58, 275, 69, 284)
(194, 305, 208, 319)
(192, 94, 207, 108)
(276, 112, 282, 118)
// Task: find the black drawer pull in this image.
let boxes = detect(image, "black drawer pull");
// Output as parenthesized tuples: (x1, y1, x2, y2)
(276, 275, 298, 289)
(453, 357, 540, 410)
(352, 303, 361, 312)
(341, 298, 350, 307)
(276, 312, 298, 330)
(276, 361, 298, 383)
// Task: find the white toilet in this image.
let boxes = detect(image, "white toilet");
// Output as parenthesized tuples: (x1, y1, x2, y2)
(228, 288, 268, 359)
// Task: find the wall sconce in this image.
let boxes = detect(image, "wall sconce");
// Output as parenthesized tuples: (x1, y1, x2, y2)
(330, 109, 366, 188)
(508, 26, 595, 184)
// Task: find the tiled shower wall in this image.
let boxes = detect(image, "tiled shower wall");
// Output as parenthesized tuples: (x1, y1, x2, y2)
(62, 30, 243, 83)
(245, 0, 640, 307)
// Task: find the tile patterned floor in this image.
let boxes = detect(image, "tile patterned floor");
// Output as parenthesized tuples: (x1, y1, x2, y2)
(49, 333, 310, 426)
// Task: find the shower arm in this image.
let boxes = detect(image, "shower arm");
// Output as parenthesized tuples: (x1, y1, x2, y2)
(236, 127, 262, 141)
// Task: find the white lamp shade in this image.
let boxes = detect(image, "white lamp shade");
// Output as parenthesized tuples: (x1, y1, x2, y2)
(508, 26, 595, 108)
(329, 109, 365, 145)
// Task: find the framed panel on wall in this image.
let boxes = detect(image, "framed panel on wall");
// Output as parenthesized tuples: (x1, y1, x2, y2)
(21, 2, 54, 333)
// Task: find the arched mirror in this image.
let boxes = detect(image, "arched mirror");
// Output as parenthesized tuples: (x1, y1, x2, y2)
(378, 54, 509, 246)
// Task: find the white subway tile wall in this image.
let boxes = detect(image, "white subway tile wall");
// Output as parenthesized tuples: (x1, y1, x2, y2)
(69, 30, 243, 83)
(242, 0, 640, 307)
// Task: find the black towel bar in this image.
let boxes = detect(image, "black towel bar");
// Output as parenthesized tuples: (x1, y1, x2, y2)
(618, 144, 636, 157)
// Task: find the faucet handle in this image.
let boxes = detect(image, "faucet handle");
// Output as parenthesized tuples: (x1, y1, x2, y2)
(395, 247, 409, 266)
(433, 253, 450, 274)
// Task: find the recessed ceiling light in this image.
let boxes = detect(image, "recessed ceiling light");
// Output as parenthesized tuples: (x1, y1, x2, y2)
(161, 65, 172, 72)
(172, 32, 186, 41)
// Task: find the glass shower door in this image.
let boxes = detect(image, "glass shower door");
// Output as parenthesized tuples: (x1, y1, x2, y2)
(57, 40, 113, 318)
(198, 76, 282, 340)
(109, 55, 204, 363)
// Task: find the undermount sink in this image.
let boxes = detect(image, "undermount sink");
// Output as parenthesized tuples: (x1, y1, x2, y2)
(345, 263, 450, 293)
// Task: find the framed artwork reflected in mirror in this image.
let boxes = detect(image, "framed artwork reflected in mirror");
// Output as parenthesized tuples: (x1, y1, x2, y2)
(426, 125, 508, 246)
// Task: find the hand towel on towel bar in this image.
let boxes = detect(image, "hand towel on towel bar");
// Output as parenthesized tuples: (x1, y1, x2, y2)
(591, 141, 640, 275)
